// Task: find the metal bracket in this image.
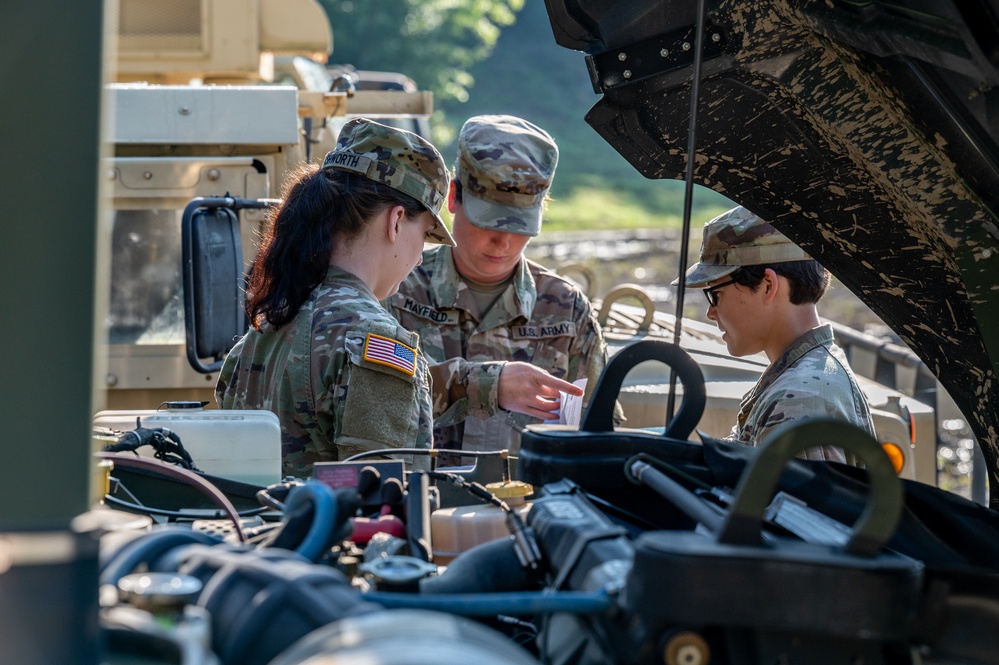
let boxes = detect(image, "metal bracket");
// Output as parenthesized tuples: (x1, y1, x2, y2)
(585, 24, 727, 93)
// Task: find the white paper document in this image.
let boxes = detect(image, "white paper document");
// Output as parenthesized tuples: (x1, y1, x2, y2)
(545, 378, 587, 426)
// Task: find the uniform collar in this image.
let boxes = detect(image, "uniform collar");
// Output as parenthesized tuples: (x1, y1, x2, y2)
(741, 323, 835, 409)
(324, 265, 378, 301)
(429, 245, 537, 321)
(771, 324, 834, 375)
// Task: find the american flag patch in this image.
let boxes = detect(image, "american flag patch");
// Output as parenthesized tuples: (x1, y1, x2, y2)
(363, 333, 417, 376)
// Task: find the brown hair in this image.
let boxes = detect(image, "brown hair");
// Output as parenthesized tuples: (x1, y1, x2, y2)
(246, 164, 424, 328)
(733, 261, 831, 305)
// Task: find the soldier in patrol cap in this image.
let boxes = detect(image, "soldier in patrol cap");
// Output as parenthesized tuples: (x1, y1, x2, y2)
(675, 205, 874, 463)
(217, 118, 453, 478)
(388, 114, 607, 456)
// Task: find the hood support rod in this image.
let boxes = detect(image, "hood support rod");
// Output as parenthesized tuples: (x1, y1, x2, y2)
(667, 0, 709, 427)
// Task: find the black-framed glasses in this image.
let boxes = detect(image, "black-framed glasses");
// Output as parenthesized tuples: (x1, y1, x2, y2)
(702, 278, 738, 307)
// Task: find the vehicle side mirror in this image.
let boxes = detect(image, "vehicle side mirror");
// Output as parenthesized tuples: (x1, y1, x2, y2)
(181, 197, 248, 374)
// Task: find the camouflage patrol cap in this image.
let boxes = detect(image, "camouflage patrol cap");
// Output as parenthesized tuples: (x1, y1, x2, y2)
(674, 206, 812, 287)
(455, 115, 558, 237)
(322, 118, 454, 246)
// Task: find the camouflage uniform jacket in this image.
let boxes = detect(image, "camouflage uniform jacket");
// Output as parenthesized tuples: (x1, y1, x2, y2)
(216, 268, 433, 478)
(388, 245, 608, 454)
(731, 324, 875, 463)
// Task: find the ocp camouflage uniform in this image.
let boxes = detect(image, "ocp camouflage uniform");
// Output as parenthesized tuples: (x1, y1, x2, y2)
(217, 269, 433, 479)
(678, 206, 876, 464)
(731, 324, 874, 464)
(388, 245, 607, 454)
(215, 118, 449, 479)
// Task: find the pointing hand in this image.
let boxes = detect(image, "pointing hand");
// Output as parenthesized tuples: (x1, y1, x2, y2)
(497, 362, 584, 421)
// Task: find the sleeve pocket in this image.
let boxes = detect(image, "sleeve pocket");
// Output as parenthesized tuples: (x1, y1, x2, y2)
(341, 333, 419, 446)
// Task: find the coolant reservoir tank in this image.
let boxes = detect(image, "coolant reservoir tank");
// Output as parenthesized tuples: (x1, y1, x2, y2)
(93, 405, 282, 486)
(430, 480, 533, 565)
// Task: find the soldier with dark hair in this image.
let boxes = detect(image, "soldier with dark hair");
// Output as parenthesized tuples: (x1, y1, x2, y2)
(675, 205, 874, 463)
(216, 118, 455, 478)
(389, 115, 606, 455)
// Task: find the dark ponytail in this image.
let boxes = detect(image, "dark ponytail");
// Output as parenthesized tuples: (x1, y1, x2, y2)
(246, 164, 426, 328)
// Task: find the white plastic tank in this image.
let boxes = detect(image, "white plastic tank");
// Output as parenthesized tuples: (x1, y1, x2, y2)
(93, 402, 282, 486)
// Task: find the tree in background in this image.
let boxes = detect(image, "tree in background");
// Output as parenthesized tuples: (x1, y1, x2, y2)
(319, 0, 523, 125)
(317, 0, 734, 230)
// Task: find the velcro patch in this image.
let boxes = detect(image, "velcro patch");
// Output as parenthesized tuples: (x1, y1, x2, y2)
(400, 297, 459, 325)
(512, 322, 577, 340)
(363, 333, 417, 376)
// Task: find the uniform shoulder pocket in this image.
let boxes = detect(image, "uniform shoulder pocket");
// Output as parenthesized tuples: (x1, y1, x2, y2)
(341, 329, 422, 447)
(345, 328, 420, 384)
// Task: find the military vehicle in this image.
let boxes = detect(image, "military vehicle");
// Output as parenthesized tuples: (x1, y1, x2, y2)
(98, 0, 935, 489)
(540, 0, 999, 492)
(5, 0, 999, 663)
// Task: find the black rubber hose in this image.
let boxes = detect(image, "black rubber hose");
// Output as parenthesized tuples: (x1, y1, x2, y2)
(99, 527, 223, 587)
(98, 452, 247, 542)
(420, 538, 533, 594)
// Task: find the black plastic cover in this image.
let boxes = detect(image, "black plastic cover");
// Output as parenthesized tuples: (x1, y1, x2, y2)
(627, 530, 923, 661)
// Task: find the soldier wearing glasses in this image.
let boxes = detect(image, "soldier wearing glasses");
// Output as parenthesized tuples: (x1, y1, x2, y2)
(675, 206, 874, 463)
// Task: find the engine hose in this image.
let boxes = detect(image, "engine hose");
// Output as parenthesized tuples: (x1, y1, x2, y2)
(420, 538, 531, 595)
(99, 527, 223, 587)
(362, 590, 612, 617)
(282, 480, 339, 562)
(342, 448, 436, 462)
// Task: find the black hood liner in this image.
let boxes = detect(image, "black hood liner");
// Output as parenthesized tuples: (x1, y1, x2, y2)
(544, 0, 999, 500)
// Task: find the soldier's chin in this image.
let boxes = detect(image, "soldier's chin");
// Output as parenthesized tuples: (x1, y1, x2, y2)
(726, 343, 756, 359)
(374, 283, 401, 302)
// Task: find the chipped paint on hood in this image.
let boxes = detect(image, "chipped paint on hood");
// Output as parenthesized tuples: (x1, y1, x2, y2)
(546, 0, 999, 504)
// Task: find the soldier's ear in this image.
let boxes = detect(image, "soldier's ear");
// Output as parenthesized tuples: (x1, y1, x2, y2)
(385, 205, 406, 242)
(762, 268, 781, 304)
(447, 181, 458, 214)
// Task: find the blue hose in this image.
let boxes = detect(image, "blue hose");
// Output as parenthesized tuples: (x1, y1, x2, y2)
(362, 590, 613, 616)
(283, 480, 338, 562)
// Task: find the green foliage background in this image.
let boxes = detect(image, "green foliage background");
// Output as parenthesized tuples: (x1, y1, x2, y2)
(319, 0, 734, 232)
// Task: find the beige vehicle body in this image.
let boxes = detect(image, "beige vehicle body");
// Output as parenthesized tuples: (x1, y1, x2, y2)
(103, 0, 431, 409)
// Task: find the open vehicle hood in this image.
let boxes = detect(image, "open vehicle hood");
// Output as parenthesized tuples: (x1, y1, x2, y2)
(543, 0, 999, 503)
